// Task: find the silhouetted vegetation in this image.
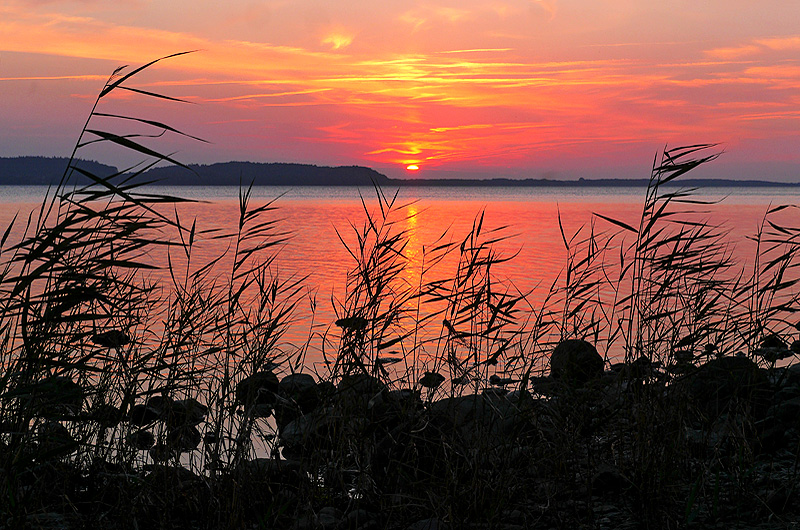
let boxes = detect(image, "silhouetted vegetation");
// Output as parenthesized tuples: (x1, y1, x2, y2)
(1, 54, 799, 530)
(6, 156, 800, 188)
(0, 157, 119, 185)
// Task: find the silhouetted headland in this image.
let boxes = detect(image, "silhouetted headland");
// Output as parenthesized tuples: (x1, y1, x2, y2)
(2, 157, 798, 188)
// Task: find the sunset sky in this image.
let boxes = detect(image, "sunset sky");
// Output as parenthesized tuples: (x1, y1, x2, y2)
(1, 1, 799, 180)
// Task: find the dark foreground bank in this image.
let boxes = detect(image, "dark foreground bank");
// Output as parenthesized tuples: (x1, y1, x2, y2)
(4, 337, 799, 530)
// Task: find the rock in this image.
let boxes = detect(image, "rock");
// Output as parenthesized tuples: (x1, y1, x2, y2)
(489, 374, 519, 386)
(275, 373, 322, 429)
(406, 518, 448, 530)
(616, 356, 662, 383)
(279, 408, 337, 454)
(761, 334, 786, 349)
(36, 420, 77, 456)
(293, 515, 316, 530)
(317, 506, 343, 529)
(786, 363, 800, 386)
(279, 373, 320, 411)
(316, 381, 336, 401)
(756, 334, 793, 363)
(240, 458, 306, 488)
(765, 485, 795, 514)
(369, 388, 421, 416)
(419, 371, 445, 389)
(686, 356, 771, 419)
(429, 392, 531, 446)
(165, 398, 208, 427)
(293, 507, 344, 530)
(592, 464, 628, 494)
(339, 373, 383, 395)
(549, 339, 604, 386)
(501, 509, 525, 525)
(144, 464, 198, 487)
(769, 396, 800, 425)
(25, 376, 84, 418)
(337, 373, 384, 410)
(344, 509, 377, 529)
(758, 423, 787, 454)
(386, 388, 420, 407)
(25, 512, 72, 529)
(149, 442, 176, 462)
(91, 329, 131, 348)
(236, 371, 280, 415)
(481, 387, 508, 397)
(127, 428, 156, 450)
(166, 424, 202, 452)
(146, 395, 173, 415)
(86, 403, 123, 427)
(673, 350, 695, 365)
(335, 316, 368, 330)
(127, 403, 160, 426)
(529, 375, 559, 396)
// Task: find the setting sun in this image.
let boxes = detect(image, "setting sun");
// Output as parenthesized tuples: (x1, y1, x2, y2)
(406, 165, 419, 171)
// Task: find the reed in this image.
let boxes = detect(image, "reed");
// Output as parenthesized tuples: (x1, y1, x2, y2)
(1, 55, 799, 529)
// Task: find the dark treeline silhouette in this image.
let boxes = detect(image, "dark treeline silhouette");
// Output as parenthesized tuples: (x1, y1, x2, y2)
(141, 161, 390, 186)
(2, 156, 798, 187)
(0, 157, 118, 185)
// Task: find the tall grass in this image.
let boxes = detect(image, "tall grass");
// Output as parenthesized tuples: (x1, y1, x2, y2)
(1, 56, 799, 529)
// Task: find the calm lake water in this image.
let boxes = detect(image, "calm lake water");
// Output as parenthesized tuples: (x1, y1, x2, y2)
(2, 184, 799, 367)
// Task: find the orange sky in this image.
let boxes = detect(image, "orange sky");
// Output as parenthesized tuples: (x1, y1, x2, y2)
(1, 1, 799, 179)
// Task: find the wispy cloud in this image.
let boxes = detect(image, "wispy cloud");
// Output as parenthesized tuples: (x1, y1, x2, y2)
(530, 0, 557, 20)
(705, 44, 761, 59)
(757, 36, 800, 51)
(321, 31, 354, 50)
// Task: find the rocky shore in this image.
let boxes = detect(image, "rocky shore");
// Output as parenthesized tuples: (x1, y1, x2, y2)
(3, 338, 799, 529)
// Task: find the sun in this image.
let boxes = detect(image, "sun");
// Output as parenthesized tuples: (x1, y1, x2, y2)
(406, 164, 419, 171)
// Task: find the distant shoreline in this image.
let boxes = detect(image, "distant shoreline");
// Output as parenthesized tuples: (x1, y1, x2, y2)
(1, 156, 798, 188)
(381, 177, 800, 188)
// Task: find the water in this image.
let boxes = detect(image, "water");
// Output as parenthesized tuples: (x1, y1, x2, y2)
(1, 184, 798, 368)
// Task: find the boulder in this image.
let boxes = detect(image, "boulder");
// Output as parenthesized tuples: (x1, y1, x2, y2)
(755, 334, 794, 363)
(337, 373, 384, 409)
(429, 392, 531, 446)
(91, 329, 131, 349)
(685, 356, 771, 419)
(143, 464, 198, 487)
(165, 398, 208, 428)
(127, 429, 155, 450)
(275, 374, 322, 429)
(278, 373, 321, 417)
(406, 518, 448, 530)
(166, 425, 202, 452)
(549, 339, 604, 386)
(343, 509, 378, 530)
(36, 420, 77, 456)
(236, 371, 280, 415)
(316, 506, 343, 530)
(592, 463, 629, 495)
(279, 408, 339, 455)
(127, 403, 160, 426)
(239, 457, 307, 489)
(25, 376, 84, 418)
(149, 443, 176, 462)
(419, 371, 445, 389)
(86, 403, 123, 427)
(338, 373, 383, 396)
